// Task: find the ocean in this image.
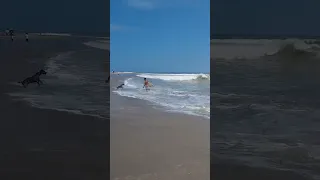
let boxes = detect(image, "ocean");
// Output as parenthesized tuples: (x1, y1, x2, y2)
(6, 35, 209, 121)
(112, 72, 210, 119)
(8, 37, 110, 119)
(211, 38, 320, 179)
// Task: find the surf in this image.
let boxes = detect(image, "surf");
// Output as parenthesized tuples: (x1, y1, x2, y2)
(136, 73, 210, 81)
(113, 73, 210, 119)
(8, 47, 109, 119)
(83, 40, 110, 50)
(211, 38, 320, 60)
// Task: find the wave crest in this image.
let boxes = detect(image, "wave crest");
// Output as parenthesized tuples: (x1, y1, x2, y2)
(136, 73, 210, 81)
(83, 40, 110, 50)
(266, 41, 319, 58)
(211, 38, 320, 60)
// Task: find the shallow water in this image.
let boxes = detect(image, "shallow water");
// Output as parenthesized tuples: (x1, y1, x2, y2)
(8, 39, 109, 119)
(112, 73, 210, 118)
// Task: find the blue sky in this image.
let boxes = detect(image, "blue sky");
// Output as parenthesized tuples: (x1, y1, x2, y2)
(110, 0, 209, 73)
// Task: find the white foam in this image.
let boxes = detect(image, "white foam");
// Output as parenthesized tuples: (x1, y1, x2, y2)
(83, 40, 109, 50)
(113, 76, 210, 118)
(112, 71, 134, 74)
(43, 51, 87, 85)
(211, 38, 320, 59)
(137, 73, 210, 81)
(124, 78, 138, 88)
(115, 88, 210, 119)
(45, 52, 74, 74)
(40, 33, 71, 36)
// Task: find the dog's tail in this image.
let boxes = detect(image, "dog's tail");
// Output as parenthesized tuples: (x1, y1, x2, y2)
(18, 81, 22, 84)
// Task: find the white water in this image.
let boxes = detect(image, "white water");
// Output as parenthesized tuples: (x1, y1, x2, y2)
(211, 38, 320, 60)
(83, 40, 110, 50)
(113, 73, 210, 118)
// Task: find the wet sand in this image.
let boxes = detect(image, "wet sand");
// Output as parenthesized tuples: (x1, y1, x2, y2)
(110, 75, 210, 180)
(0, 36, 109, 180)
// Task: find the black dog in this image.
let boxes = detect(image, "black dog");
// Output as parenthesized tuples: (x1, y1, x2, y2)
(18, 69, 47, 88)
(116, 83, 125, 89)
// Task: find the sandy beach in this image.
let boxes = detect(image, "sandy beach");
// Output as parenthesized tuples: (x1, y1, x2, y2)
(110, 75, 210, 180)
(0, 35, 109, 179)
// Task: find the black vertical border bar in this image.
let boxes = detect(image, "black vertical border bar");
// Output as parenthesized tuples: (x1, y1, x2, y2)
(209, 1, 320, 180)
(0, 0, 111, 180)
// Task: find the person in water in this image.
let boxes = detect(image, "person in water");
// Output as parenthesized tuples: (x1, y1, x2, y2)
(143, 78, 150, 91)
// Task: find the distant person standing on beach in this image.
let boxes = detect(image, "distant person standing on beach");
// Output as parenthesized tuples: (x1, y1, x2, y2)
(25, 33, 29, 42)
(9, 29, 14, 41)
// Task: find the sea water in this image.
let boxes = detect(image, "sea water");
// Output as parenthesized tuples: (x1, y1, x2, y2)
(211, 38, 320, 179)
(8, 38, 110, 119)
(112, 72, 210, 118)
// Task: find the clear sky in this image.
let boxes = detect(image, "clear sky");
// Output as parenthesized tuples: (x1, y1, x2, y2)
(111, 0, 210, 73)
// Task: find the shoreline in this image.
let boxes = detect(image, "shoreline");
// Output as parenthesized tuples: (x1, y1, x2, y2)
(110, 73, 209, 120)
(110, 73, 210, 180)
(7, 94, 108, 120)
(0, 36, 109, 179)
(111, 89, 209, 121)
(110, 93, 210, 180)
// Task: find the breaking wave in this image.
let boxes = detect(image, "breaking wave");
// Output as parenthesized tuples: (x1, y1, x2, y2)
(211, 38, 320, 60)
(83, 40, 110, 50)
(136, 73, 210, 81)
(266, 43, 319, 58)
(113, 73, 210, 118)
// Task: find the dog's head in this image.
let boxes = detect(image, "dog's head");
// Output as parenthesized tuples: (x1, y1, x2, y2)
(39, 69, 47, 75)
